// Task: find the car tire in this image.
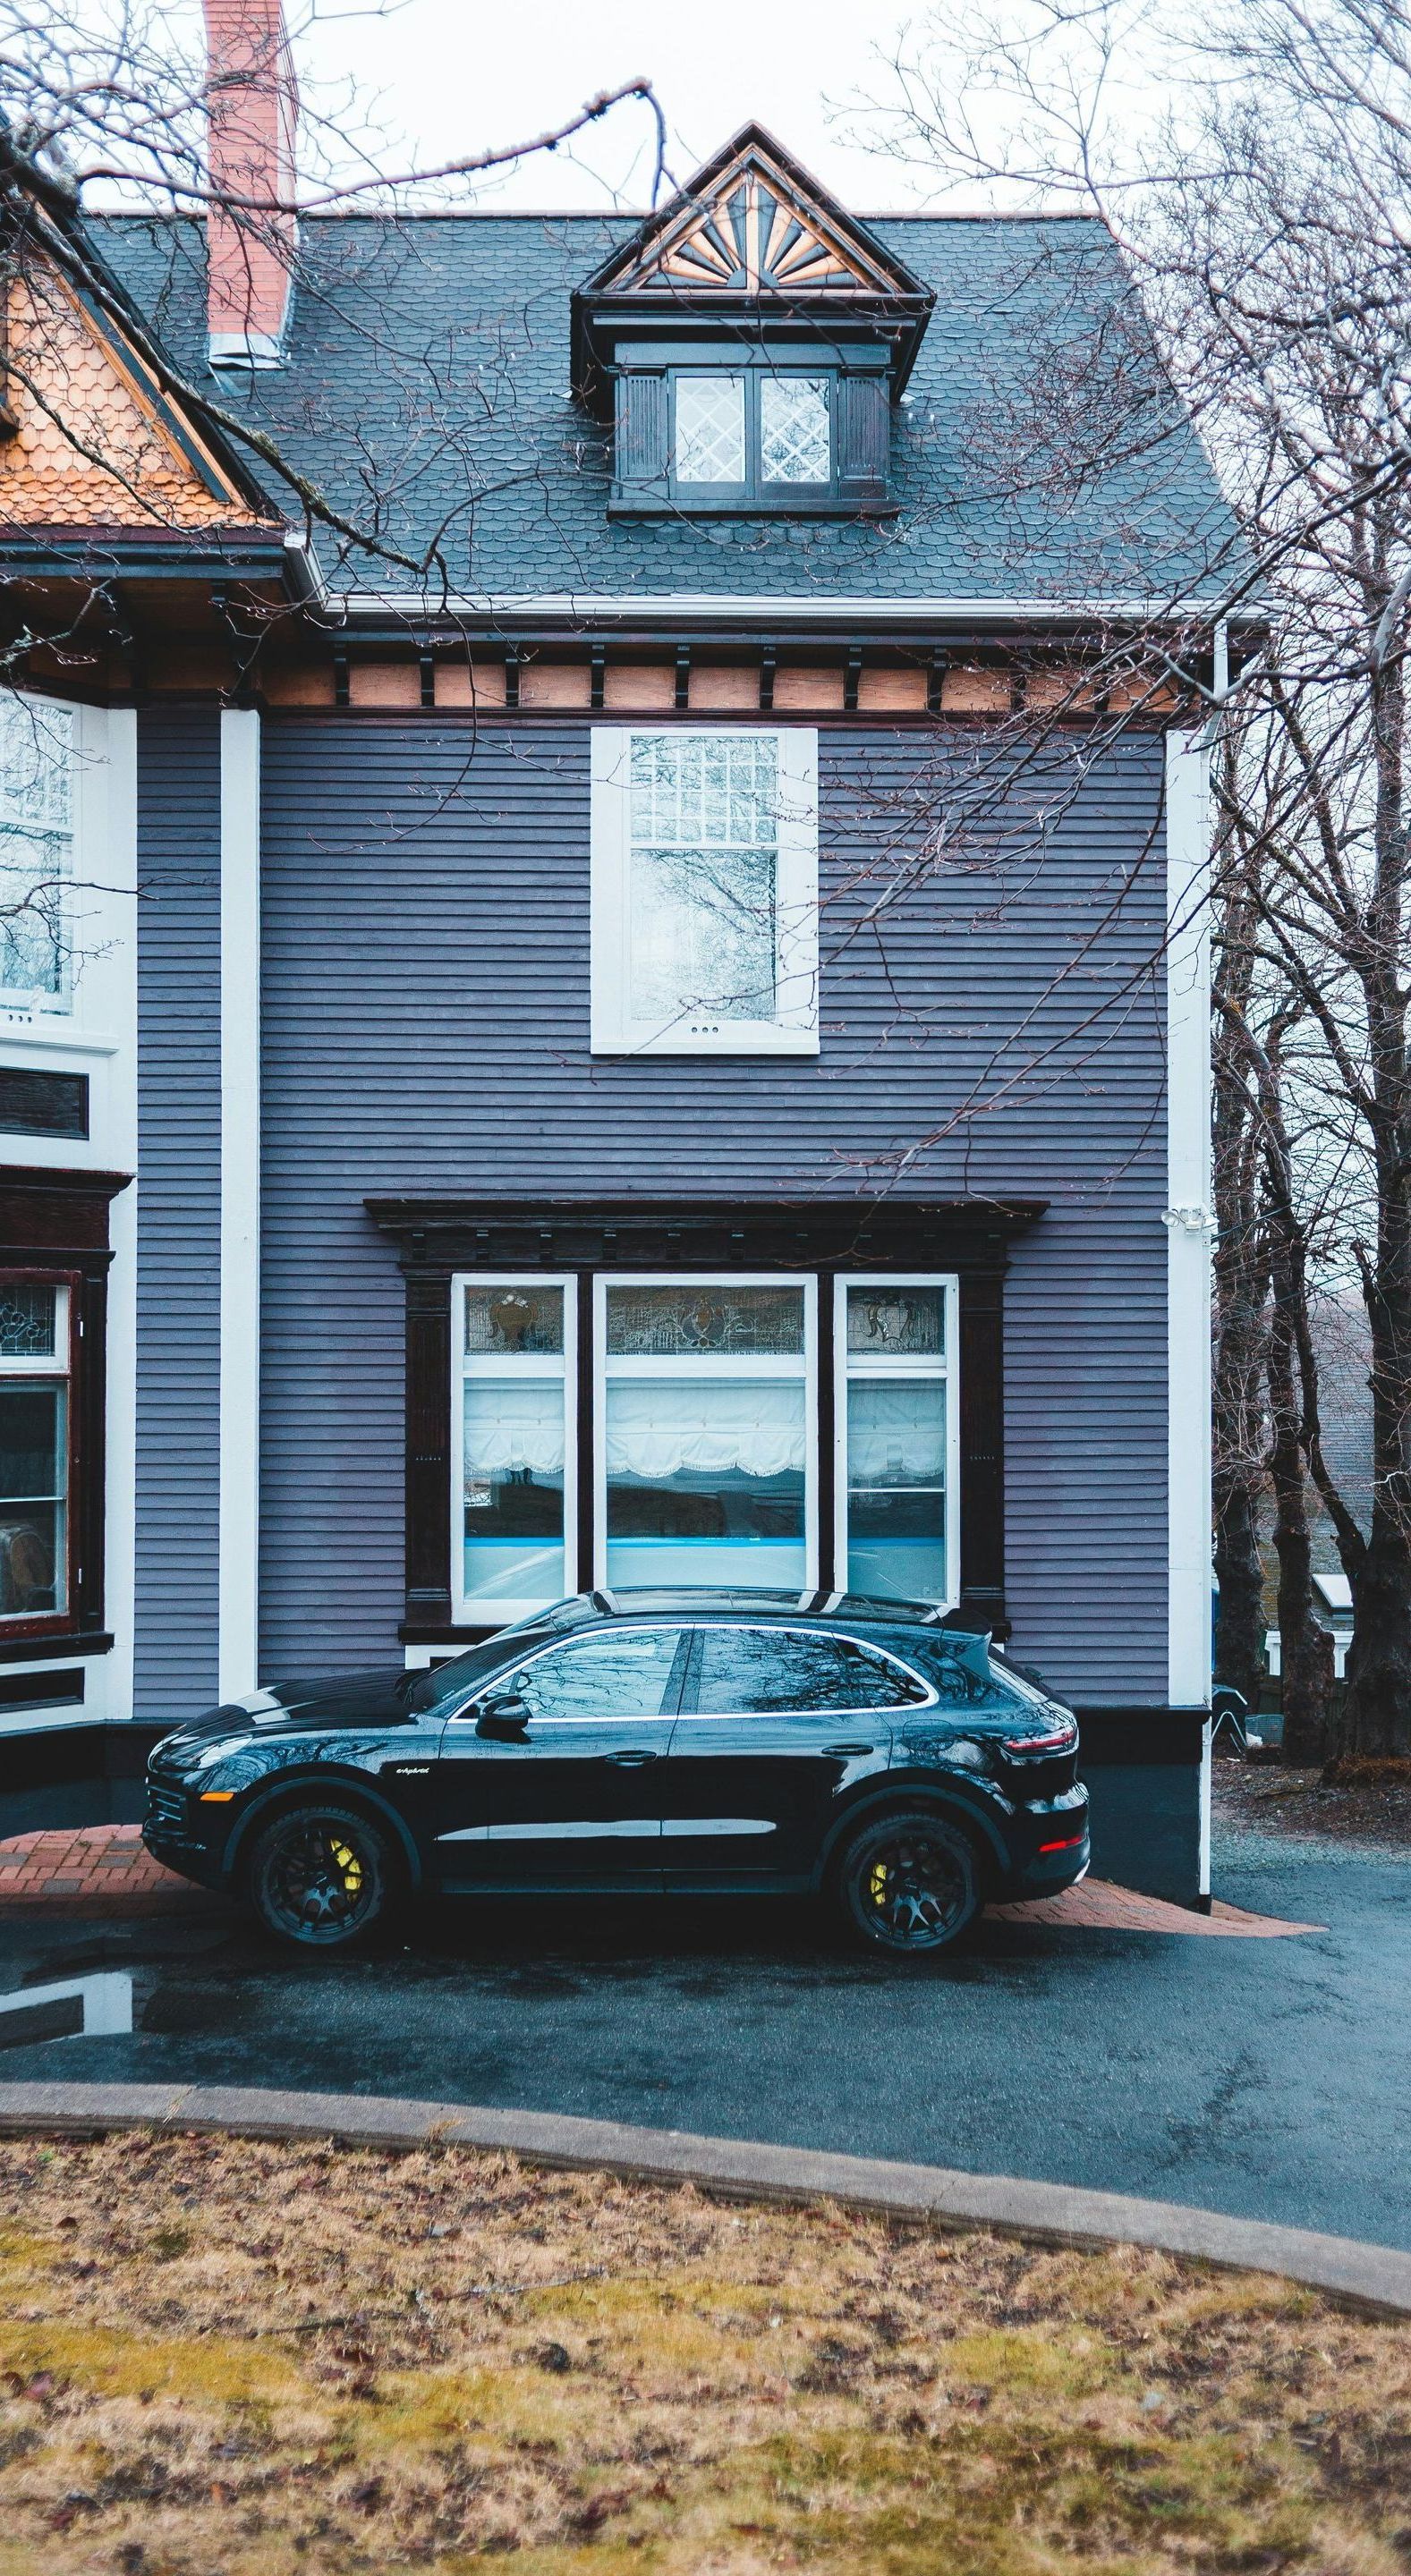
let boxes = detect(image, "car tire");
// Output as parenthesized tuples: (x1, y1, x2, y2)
(833, 1808, 982, 1956)
(245, 1801, 401, 1951)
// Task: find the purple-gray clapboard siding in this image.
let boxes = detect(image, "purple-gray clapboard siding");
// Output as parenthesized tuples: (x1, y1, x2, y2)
(133, 707, 222, 1727)
(256, 717, 1169, 1706)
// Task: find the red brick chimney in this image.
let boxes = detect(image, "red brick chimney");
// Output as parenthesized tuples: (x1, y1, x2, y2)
(202, 0, 299, 369)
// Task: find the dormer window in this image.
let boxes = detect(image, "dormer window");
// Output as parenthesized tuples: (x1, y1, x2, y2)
(672, 368, 835, 501)
(572, 123, 933, 523)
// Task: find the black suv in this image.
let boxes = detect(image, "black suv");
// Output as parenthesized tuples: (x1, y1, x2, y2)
(143, 1590, 1089, 1955)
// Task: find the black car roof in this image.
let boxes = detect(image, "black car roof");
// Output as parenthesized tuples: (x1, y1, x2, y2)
(578, 1588, 974, 1634)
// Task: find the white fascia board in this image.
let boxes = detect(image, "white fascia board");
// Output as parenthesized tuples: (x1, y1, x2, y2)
(1164, 730, 1213, 1745)
(218, 709, 261, 1701)
(331, 589, 1259, 628)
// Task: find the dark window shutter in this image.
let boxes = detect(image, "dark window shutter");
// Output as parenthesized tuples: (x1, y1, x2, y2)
(837, 373, 890, 504)
(613, 370, 668, 500)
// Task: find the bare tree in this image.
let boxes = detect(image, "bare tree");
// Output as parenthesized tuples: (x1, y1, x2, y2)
(867, 0, 1411, 1758)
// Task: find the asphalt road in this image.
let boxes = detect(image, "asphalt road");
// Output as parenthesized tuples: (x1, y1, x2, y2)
(0, 1809, 1407, 2250)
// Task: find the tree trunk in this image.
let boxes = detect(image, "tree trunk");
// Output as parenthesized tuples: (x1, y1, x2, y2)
(1213, 1477, 1266, 1711)
(1211, 816, 1269, 1715)
(1267, 1261, 1330, 1764)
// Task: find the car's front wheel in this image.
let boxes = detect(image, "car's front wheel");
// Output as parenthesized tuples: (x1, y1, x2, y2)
(246, 1803, 398, 1949)
(834, 1809, 982, 1956)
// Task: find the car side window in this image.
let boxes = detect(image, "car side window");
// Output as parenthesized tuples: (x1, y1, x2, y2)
(511, 1628, 686, 1723)
(692, 1627, 931, 1716)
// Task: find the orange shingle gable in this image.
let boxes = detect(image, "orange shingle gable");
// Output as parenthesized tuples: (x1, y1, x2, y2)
(0, 266, 268, 534)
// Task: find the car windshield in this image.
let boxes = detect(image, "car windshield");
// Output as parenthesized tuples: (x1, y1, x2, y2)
(406, 1597, 601, 1711)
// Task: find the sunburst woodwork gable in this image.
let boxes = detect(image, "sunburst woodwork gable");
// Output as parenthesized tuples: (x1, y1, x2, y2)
(623, 163, 885, 299)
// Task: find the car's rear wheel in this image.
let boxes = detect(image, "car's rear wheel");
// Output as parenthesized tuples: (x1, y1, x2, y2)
(834, 1809, 981, 1955)
(246, 1803, 398, 1950)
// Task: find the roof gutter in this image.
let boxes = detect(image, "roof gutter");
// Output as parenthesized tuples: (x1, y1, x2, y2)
(305, 577, 1264, 634)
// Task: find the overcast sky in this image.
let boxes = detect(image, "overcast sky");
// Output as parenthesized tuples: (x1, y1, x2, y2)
(292, 0, 938, 211)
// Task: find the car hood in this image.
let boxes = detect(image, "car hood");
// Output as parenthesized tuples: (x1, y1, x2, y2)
(164, 1668, 419, 1756)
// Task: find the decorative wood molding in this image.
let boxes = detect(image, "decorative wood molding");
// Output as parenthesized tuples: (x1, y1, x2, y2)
(0, 1165, 131, 1252)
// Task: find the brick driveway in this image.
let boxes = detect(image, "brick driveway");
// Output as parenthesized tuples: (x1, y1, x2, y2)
(0, 1825, 1316, 1933)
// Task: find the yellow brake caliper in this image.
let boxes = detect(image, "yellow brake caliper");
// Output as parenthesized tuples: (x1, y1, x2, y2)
(868, 1861, 890, 1911)
(329, 1839, 363, 1898)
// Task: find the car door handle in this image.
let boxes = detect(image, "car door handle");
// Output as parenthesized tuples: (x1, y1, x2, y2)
(822, 1742, 874, 1757)
(604, 1749, 659, 1767)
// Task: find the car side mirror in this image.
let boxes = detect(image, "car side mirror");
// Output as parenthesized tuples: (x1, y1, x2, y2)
(475, 1687, 532, 1741)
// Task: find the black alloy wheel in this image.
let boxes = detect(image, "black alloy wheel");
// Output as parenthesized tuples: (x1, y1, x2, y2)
(836, 1809, 981, 1955)
(247, 1803, 395, 1949)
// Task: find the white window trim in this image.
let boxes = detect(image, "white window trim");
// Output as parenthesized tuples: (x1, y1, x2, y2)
(833, 1273, 960, 1614)
(590, 725, 820, 1057)
(449, 1272, 578, 1627)
(593, 1271, 819, 1593)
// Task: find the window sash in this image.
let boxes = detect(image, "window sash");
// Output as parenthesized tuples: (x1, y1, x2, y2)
(449, 1273, 577, 1623)
(668, 370, 836, 501)
(0, 1277, 72, 1624)
(833, 1274, 960, 1611)
(591, 728, 819, 1058)
(0, 697, 73, 1010)
(594, 1274, 819, 1594)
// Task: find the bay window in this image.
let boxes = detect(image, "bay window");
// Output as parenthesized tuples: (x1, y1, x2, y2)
(835, 1277, 957, 1606)
(0, 1278, 71, 1620)
(591, 728, 819, 1055)
(452, 1276, 576, 1621)
(0, 694, 72, 1011)
(373, 1196, 1003, 1643)
(596, 1278, 815, 1591)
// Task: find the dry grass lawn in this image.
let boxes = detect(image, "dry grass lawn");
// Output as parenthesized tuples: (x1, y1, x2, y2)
(0, 2131, 1405, 2572)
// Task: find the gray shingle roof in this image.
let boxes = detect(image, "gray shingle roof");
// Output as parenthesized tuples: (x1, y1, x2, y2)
(96, 208, 1241, 606)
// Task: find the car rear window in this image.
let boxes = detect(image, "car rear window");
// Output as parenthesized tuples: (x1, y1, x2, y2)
(691, 1627, 931, 1716)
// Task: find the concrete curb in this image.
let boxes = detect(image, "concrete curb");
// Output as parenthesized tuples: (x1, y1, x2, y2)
(0, 2081, 1407, 2319)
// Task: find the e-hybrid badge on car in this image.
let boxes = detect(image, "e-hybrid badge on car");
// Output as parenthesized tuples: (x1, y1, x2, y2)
(143, 1590, 1088, 1954)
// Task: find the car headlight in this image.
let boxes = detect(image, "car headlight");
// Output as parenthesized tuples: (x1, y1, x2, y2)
(192, 1750, 268, 1797)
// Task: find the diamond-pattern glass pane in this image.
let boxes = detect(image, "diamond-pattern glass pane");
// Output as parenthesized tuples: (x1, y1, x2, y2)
(675, 376, 745, 483)
(761, 377, 830, 483)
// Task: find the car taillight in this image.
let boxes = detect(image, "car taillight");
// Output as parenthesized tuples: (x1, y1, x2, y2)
(1038, 1830, 1087, 1853)
(1002, 1715, 1077, 1755)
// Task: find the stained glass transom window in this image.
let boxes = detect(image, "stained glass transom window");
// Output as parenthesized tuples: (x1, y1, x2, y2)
(0, 1284, 56, 1360)
(0, 696, 72, 1006)
(464, 1286, 564, 1356)
(761, 377, 830, 484)
(674, 376, 745, 484)
(607, 1284, 804, 1357)
(628, 733, 778, 1027)
(846, 1287, 946, 1357)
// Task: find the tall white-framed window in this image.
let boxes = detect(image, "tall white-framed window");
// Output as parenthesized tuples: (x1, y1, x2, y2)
(594, 1275, 818, 1591)
(0, 694, 73, 1012)
(0, 1277, 72, 1622)
(450, 1275, 577, 1623)
(590, 727, 819, 1056)
(834, 1275, 959, 1608)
